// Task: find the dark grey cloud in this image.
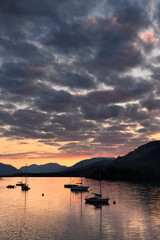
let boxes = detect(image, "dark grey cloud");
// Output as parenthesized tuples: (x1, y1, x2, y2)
(150, 65, 160, 85)
(94, 42, 142, 72)
(112, 0, 149, 28)
(50, 69, 96, 89)
(45, 21, 91, 51)
(44, 11, 146, 72)
(154, 2, 160, 23)
(141, 97, 160, 110)
(34, 88, 74, 112)
(0, 0, 62, 20)
(12, 109, 49, 127)
(53, 113, 96, 131)
(0, 39, 41, 59)
(0, 110, 11, 126)
(81, 103, 149, 121)
(0, 0, 159, 160)
(82, 81, 153, 105)
(81, 104, 123, 120)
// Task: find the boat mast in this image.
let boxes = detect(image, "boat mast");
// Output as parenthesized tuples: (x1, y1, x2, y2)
(25, 163, 28, 185)
(80, 160, 83, 185)
(99, 168, 102, 197)
(81, 166, 82, 185)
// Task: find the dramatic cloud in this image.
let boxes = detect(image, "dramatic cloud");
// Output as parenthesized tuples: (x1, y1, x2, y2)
(0, 0, 159, 165)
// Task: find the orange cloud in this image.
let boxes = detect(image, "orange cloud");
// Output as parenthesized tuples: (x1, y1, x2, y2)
(140, 32, 156, 44)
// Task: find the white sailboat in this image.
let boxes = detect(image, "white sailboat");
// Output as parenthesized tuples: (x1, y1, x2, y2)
(85, 169, 109, 205)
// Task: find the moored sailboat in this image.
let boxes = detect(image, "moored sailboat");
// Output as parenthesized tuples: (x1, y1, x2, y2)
(21, 183, 30, 191)
(16, 177, 24, 186)
(6, 185, 15, 189)
(70, 164, 89, 192)
(85, 169, 109, 205)
(71, 184, 89, 191)
(16, 181, 24, 186)
(64, 177, 77, 188)
(21, 164, 30, 191)
(85, 193, 109, 205)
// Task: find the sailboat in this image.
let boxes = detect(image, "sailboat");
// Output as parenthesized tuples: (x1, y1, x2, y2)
(85, 169, 109, 205)
(6, 185, 15, 188)
(16, 177, 24, 186)
(64, 177, 77, 188)
(21, 164, 30, 191)
(21, 183, 30, 191)
(71, 183, 89, 191)
(70, 162, 89, 192)
(16, 181, 24, 186)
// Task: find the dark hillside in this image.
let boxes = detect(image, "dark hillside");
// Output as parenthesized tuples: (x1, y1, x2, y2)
(110, 141, 160, 174)
(87, 141, 160, 181)
(0, 163, 21, 176)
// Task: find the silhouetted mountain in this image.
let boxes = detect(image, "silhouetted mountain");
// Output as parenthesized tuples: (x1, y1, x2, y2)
(19, 158, 114, 175)
(69, 157, 115, 170)
(0, 163, 21, 176)
(60, 157, 115, 177)
(110, 141, 160, 174)
(20, 163, 67, 173)
(86, 141, 160, 181)
(4, 140, 160, 179)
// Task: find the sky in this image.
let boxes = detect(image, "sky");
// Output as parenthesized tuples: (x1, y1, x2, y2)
(0, 0, 160, 168)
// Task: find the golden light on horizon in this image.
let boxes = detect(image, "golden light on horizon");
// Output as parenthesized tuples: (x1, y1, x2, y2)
(0, 137, 107, 168)
(150, 133, 160, 141)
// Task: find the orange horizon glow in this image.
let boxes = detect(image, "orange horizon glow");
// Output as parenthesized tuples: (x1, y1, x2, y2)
(0, 153, 117, 169)
(0, 137, 118, 169)
(0, 134, 159, 169)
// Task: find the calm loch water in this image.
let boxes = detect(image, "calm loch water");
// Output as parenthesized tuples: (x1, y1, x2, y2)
(0, 177, 160, 240)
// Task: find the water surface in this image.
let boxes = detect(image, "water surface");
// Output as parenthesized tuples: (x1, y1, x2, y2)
(0, 177, 160, 240)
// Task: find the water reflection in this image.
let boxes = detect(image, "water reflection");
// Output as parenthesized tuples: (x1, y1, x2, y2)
(0, 177, 160, 240)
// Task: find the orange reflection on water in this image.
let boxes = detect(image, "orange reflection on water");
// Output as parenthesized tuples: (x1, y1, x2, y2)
(1, 177, 160, 240)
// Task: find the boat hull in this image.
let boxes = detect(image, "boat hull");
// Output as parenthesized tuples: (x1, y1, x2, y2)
(6, 185, 15, 189)
(64, 184, 77, 188)
(21, 184, 30, 191)
(71, 185, 89, 191)
(85, 197, 109, 205)
(16, 182, 25, 186)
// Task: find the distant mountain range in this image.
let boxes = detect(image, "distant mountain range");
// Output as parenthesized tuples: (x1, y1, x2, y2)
(0, 157, 115, 176)
(20, 163, 67, 174)
(19, 157, 114, 174)
(69, 157, 115, 170)
(0, 140, 160, 179)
